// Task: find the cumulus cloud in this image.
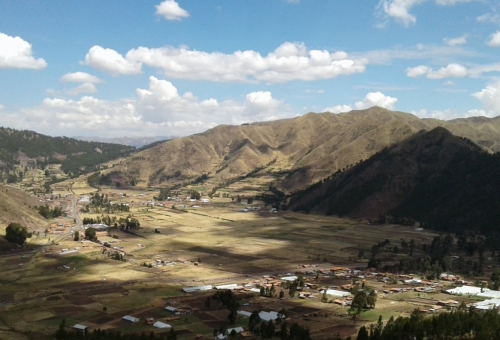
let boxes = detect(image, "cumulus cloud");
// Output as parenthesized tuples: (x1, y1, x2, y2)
(60, 72, 103, 84)
(377, 0, 473, 26)
(156, 0, 189, 20)
(443, 35, 467, 46)
(84, 42, 366, 82)
(0, 76, 294, 137)
(324, 105, 352, 113)
(355, 92, 398, 110)
(378, 0, 423, 26)
(324, 92, 398, 114)
(406, 63, 468, 79)
(487, 31, 500, 47)
(472, 81, 500, 116)
(0, 32, 47, 70)
(84, 46, 141, 76)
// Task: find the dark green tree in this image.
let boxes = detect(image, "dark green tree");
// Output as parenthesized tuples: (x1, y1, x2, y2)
(5, 222, 29, 245)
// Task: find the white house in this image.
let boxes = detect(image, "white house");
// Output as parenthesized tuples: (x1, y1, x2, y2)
(153, 321, 171, 329)
(122, 315, 139, 322)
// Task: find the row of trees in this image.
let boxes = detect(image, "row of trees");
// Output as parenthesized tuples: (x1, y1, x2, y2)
(38, 205, 63, 219)
(55, 319, 177, 340)
(357, 305, 500, 340)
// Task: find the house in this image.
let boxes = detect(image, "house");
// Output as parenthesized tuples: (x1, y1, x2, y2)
(165, 306, 177, 313)
(182, 285, 213, 293)
(73, 324, 88, 331)
(280, 276, 298, 282)
(215, 284, 241, 290)
(320, 289, 351, 297)
(330, 267, 345, 273)
(237, 310, 252, 317)
(259, 311, 278, 322)
(122, 316, 139, 322)
(153, 321, 171, 329)
(227, 327, 244, 335)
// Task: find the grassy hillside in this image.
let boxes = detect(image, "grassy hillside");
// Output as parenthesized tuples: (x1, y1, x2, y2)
(289, 127, 500, 234)
(0, 184, 48, 250)
(106, 107, 500, 192)
(0, 127, 135, 181)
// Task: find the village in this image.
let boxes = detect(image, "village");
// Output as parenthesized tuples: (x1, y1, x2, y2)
(1, 176, 499, 340)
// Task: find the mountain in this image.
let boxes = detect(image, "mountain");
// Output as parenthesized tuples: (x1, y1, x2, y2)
(74, 136, 173, 148)
(0, 127, 135, 179)
(288, 127, 500, 233)
(106, 107, 500, 191)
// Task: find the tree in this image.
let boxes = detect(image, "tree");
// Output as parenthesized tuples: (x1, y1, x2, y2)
(279, 290, 284, 299)
(249, 311, 261, 332)
(85, 227, 97, 241)
(5, 222, 29, 245)
(167, 328, 177, 340)
(73, 231, 79, 241)
(366, 289, 377, 308)
(357, 326, 369, 340)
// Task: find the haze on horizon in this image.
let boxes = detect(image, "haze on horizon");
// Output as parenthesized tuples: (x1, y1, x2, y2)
(1, 0, 500, 138)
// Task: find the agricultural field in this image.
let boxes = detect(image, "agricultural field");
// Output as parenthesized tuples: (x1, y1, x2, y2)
(0, 178, 477, 339)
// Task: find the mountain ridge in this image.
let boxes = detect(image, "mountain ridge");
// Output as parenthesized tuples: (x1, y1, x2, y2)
(106, 107, 500, 191)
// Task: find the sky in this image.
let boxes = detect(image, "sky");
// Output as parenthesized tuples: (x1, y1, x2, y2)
(1, 0, 500, 138)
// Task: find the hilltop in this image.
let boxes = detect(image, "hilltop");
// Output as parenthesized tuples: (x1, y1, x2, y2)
(0, 127, 135, 181)
(106, 107, 500, 191)
(289, 127, 500, 233)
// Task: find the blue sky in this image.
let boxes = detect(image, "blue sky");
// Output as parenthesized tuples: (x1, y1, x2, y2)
(1, 0, 500, 137)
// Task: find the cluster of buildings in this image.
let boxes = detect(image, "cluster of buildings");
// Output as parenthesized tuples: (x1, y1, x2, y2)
(47, 221, 72, 234)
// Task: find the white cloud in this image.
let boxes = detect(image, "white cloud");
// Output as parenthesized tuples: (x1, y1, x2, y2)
(60, 72, 103, 84)
(435, 0, 473, 5)
(84, 42, 366, 82)
(477, 13, 500, 24)
(65, 83, 98, 96)
(325, 92, 398, 114)
(443, 35, 467, 46)
(355, 44, 477, 66)
(0, 32, 47, 70)
(244, 91, 283, 118)
(0, 76, 294, 137)
(84, 46, 141, 76)
(378, 0, 423, 26)
(406, 63, 468, 79)
(355, 92, 398, 110)
(377, 0, 474, 26)
(324, 105, 352, 113)
(487, 31, 500, 47)
(472, 81, 500, 116)
(406, 65, 431, 77)
(0, 104, 4, 111)
(156, 0, 189, 21)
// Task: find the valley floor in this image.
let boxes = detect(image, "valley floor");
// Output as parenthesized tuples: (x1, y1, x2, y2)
(0, 182, 489, 339)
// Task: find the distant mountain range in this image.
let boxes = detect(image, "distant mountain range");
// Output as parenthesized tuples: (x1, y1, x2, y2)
(74, 136, 174, 148)
(106, 107, 500, 191)
(0, 127, 135, 179)
(288, 126, 500, 233)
